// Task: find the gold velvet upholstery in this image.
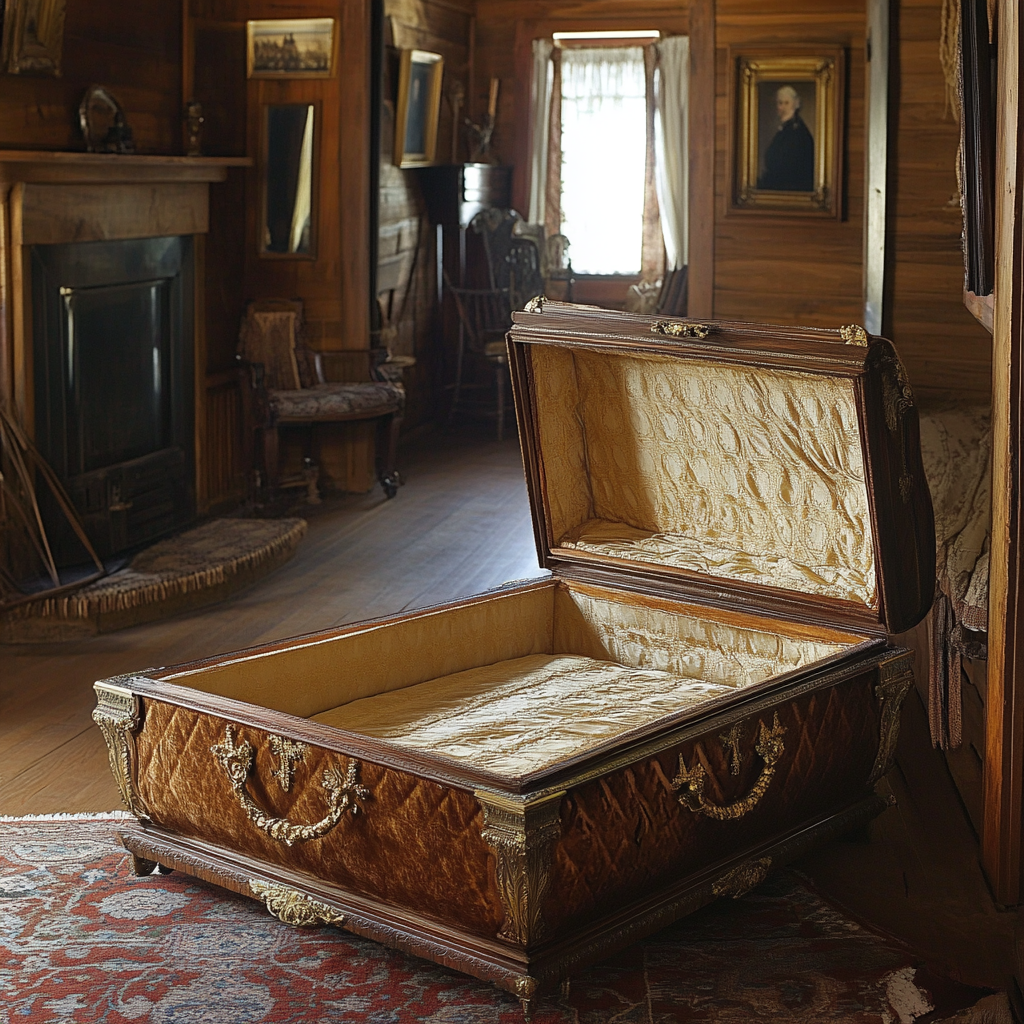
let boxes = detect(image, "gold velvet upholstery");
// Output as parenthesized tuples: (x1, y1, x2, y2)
(530, 345, 877, 608)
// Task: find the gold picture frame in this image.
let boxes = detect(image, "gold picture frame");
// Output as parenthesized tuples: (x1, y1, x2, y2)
(393, 49, 444, 168)
(2, 0, 66, 76)
(730, 48, 845, 218)
(246, 18, 335, 78)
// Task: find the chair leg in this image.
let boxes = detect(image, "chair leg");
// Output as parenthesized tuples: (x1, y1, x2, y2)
(263, 423, 280, 497)
(495, 364, 507, 442)
(377, 412, 403, 499)
(448, 322, 466, 425)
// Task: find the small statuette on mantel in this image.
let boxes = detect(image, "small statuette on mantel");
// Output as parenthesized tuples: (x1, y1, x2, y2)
(185, 100, 205, 157)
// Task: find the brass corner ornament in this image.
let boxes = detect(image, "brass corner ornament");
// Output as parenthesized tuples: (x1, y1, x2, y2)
(839, 324, 869, 346)
(476, 789, 564, 947)
(249, 879, 346, 927)
(712, 856, 773, 898)
(211, 726, 369, 846)
(651, 320, 713, 340)
(868, 656, 915, 785)
(672, 714, 786, 820)
(524, 295, 545, 313)
(92, 682, 149, 821)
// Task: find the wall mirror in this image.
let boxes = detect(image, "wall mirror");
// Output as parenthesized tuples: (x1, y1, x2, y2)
(262, 103, 316, 257)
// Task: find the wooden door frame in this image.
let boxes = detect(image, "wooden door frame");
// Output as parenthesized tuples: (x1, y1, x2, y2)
(984, 0, 1024, 905)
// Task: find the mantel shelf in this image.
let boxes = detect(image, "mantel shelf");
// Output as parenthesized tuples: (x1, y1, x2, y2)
(0, 151, 251, 186)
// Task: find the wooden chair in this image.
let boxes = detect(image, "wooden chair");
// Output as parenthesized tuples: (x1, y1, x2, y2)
(444, 274, 514, 440)
(238, 300, 404, 500)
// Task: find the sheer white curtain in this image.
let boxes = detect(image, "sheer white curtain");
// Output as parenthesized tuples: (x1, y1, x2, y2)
(560, 47, 647, 275)
(527, 39, 554, 226)
(654, 36, 689, 270)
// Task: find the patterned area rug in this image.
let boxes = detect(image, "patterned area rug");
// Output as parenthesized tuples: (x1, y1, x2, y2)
(0, 815, 996, 1024)
(0, 518, 306, 643)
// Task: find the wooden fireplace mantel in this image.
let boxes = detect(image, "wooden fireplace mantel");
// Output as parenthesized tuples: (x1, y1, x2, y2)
(0, 150, 250, 186)
(0, 151, 251, 512)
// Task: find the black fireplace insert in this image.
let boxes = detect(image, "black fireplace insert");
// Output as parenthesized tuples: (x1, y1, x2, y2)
(32, 236, 194, 562)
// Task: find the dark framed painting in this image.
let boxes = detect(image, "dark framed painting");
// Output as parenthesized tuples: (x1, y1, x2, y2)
(247, 18, 335, 78)
(729, 48, 845, 219)
(393, 49, 444, 168)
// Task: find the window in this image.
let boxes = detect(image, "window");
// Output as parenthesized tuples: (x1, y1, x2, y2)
(559, 47, 648, 275)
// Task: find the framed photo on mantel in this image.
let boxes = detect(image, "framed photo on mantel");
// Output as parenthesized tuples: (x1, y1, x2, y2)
(729, 47, 845, 219)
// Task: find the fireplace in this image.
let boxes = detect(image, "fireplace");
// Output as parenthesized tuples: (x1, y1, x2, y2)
(31, 236, 194, 561)
(0, 152, 248, 569)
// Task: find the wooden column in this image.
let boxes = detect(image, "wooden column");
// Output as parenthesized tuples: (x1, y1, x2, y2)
(984, 0, 1024, 905)
(687, 0, 715, 318)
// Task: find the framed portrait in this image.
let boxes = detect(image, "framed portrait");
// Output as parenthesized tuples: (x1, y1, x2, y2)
(247, 18, 335, 78)
(729, 48, 845, 218)
(1, 0, 66, 76)
(393, 49, 444, 168)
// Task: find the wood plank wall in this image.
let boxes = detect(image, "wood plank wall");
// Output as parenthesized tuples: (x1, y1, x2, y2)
(888, 0, 992, 398)
(712, 0, 865, 327)
(382, 0, 473, 430)
(474, 0, 990, 399)
(0, 0, 183, 152)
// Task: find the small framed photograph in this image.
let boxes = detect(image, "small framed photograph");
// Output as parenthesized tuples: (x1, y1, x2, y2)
(729, 48, 845, 218)
(393, 49, 444, 168)
(247, 18, 335, 78)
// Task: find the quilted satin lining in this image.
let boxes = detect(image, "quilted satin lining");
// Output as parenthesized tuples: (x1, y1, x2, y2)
(311, 653, 740, 776)
(531, 345, 877, 607)
(553, 586, 847, 688)
(310, 586, 850, 777)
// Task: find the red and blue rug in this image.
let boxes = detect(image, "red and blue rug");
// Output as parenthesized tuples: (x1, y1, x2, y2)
(0, 814, 997, 1023)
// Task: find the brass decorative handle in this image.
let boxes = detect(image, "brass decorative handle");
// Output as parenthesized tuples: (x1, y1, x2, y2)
(650, 320, 713, 339)
(211, 726, 368, 846)
(672, 714, 786, 820)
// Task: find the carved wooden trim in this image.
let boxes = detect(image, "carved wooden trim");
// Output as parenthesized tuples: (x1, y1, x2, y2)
(475, 789, 564, 947)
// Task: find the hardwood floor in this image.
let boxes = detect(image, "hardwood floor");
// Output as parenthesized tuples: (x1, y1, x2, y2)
(0, 427, 1019, 996)
(0, 429, 542, 818)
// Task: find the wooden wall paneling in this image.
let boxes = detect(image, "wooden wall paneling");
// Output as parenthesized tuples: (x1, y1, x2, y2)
(194, 232, 209, 511)
(0, 0, 183, 153)
(984, 0, 1024, 907)
(712, 1, 865, 329)
(688, 0, 715, 317)
(381, 0, 474, 432)
(887, 0, 992, 397)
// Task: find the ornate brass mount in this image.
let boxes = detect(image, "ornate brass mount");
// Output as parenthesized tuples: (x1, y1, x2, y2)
(672, 714, 786, 820)
(211, 726, 369, 846)
(524, 295, 545, 313)
(651, 320, 713, 339)
(249, 879, 346, 927)
(476, 789, 564, 947)
(839, 324, 869, 346)
(92, 682, 149, 821)
(879, 351, 917, 503)
(868, 655, 915, 785)
(712, 856, 773, 898)
(268, 735, 306, 792)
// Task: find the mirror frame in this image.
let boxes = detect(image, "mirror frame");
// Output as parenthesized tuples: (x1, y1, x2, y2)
(259, 100, 320, 260)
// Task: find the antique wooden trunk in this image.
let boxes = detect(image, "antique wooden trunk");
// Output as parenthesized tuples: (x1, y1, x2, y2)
(94, 304, 935, 1015)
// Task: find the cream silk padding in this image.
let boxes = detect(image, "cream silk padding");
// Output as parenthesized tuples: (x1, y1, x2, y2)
(552, 585, 848, 688)
(531, 345, 878, 607)
(311, 653, 740, 777)
(309, 585, 852, 778)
